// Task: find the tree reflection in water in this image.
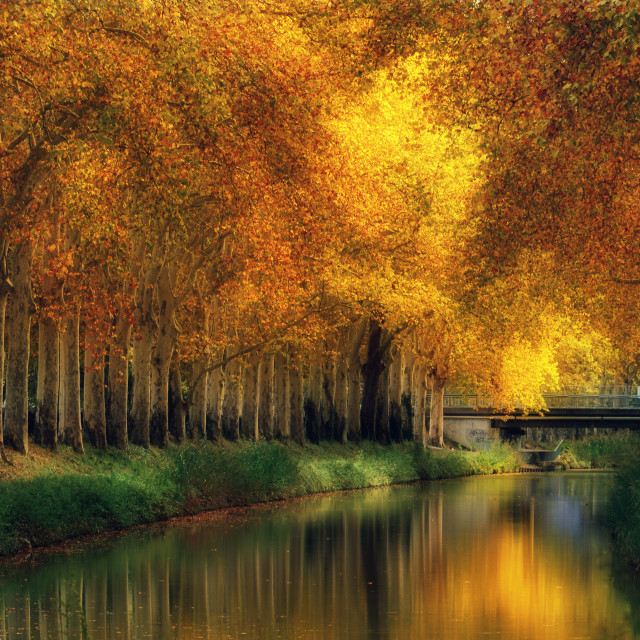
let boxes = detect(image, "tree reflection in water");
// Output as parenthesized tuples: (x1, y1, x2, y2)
(0, 473, 637, 640)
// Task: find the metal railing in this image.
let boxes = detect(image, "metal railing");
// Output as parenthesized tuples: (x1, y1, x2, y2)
(436, 393, 640, 410)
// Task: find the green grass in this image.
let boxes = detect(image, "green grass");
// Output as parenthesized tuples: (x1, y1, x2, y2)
(560, 432, 640, 469)
(2, 435, 636, 560)
(0, 440, 523, 557)
(608, 458, 640, 571)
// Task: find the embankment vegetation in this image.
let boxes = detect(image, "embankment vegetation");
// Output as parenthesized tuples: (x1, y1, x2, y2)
(0, 440, 522, 557)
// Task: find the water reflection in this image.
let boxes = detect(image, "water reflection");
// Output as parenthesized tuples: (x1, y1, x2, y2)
(0, 473, 637, 639)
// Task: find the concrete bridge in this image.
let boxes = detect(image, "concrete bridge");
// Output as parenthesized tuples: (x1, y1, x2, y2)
(440, 393, 640, 450)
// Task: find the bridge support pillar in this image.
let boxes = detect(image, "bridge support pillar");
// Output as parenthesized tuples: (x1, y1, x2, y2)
(444, 417, 499, 450)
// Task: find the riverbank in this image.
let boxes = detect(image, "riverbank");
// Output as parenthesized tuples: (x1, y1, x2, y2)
(0, 440, 521, 557)
(1, 434, 639, 562)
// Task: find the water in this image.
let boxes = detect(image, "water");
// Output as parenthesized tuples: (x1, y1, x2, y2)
(0, 473, 638, 639)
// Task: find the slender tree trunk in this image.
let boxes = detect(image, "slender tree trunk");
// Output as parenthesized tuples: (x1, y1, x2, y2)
(169, 361, 186, 441)
(61, 313, 83, 453)
(84, 332, 107, 449)
(5, 243, 35, 454)
(240, 354, 260, 441)
(189, 364, 207, 439)
(130, 259, 162, 448)
(389, 349, 403, 442)
(376, 362, 390, 444)
(333, 337, 349, 444)
(347, 320, 367, 442)
(305, 361, 321, 443)
(0, 285, 11, 461)
(37, 318, 60, 449)
(289, 351, 304, 445)
(401, 352, 415, 441)
(273, 348, 290, 440)
(130, 321, 155, 448)
(413, 365, 428, 447)
(428, 374, 446, 447)
(221, 356, 241, 440)
(360, 320, 384, 441)
(258, 354, 274, 440)
(320, 357, 335, 441)
(107, 314, 131, 450)
(150, 268, 179, 447)
(206, 359, 224, 442)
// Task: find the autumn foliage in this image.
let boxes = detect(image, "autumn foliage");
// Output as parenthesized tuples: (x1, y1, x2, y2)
(1, 0, 638, 455)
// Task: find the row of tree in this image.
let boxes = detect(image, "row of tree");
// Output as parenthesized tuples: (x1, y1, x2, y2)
(2, 0, 638, 456)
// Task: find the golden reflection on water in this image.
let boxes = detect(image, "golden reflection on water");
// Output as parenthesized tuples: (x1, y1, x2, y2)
(0, 473, 637, 640)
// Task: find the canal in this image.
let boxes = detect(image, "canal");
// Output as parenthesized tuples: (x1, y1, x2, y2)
(0, 473, 638, 639)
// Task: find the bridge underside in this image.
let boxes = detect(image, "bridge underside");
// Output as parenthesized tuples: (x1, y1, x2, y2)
(443, 407, 640, 450)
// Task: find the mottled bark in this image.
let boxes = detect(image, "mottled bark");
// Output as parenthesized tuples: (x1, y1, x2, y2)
(84, 332, 107, 449)
(240, 354, 260, 441)
(273, 349, 290, 440)
(130, 321, 155, 448)
(376, 362, 390, 444)
(221, 356, 241, 440)
(413, 365, 428, 447)
(320, 357, 335, 440)
(401, 352, 415, 440)
(428, 374, 446, 447)
(258, 354, 274, 440)
(289, 351, 304, 445)
(388, 350, 403, 443)
(305, 361, 321, 443)
(61, 313, 83, 453)
(37, 317, 59, 449)
(169, 361, 186, 441)
(107, 314, 131, 449)
(0, 286, 10, 461)
(347, 319, 367, 442)
(206, 359, 225, 442)
(5, 243, 35, 454)
(189, 364, 207, 440)
(360, 320, 384, 441)
(333, 336, 349, 443)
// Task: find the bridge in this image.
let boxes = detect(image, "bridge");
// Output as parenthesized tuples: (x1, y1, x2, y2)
(438, 392, 640, 450)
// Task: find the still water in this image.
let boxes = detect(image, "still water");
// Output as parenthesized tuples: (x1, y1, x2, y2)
(1, 473, 638, 640)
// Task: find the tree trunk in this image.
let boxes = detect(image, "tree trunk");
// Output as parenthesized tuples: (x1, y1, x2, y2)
(61, 313, 83, 453)
(5, 242, 35, 454)
(221, 356, 241, 440)
(240, 354, 260, 441)
(206, 359, 224, 442)
(376, 362, 390, 444)
(150, 267, 179, 447)
(84, 332, 107, 449)
(333, 336, 349, 444)
(107, 314, 131, 450)
(401, 352, 415, 441)
(189, 364, 207, 440)
(360, 320, 384, 441)
(169, 361, 186, 441)
(289, 351, 304, 445)
(0, 286, 11, 461)
(413, 365, 428, 447)
(320, 357, 335, 440)
(130, 321, 155, 448)
(305, 361, 321, 443)
(428, 374, 446, 447)
(389, 349, 403, 442)
(37, 317, 59, 449)
(347, 320, 367, 442)
(258, 354, 274, 440)
(273, 348, 290, 440)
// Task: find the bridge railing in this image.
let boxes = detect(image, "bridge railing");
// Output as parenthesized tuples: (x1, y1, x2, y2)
(435, 393, 640, 410)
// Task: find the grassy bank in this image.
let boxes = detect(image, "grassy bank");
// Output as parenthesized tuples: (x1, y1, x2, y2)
(0, 440, 520, 557)
(560, 432, 640, 469)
